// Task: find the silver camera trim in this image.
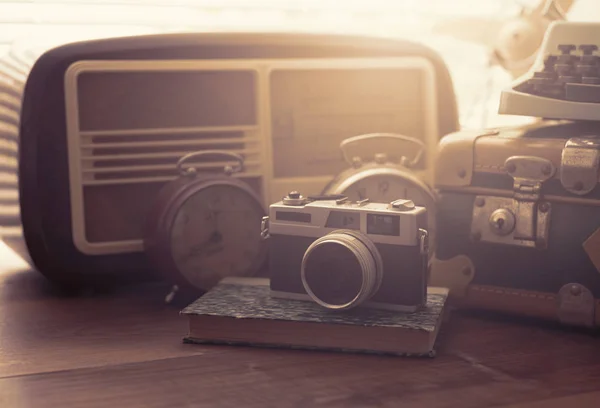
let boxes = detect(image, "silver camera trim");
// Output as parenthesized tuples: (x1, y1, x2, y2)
(267, 198, 425, 247)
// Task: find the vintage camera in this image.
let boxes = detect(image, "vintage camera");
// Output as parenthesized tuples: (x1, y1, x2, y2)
(262, 192, 429, 312)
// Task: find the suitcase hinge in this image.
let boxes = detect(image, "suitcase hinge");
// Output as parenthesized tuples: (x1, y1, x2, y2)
(560, 137, 600, 196)
(471, 156, 555, 248)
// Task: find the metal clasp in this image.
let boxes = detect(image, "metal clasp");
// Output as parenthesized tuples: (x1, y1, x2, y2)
(260, 216, 270, 240)
(506, 156, 555, 241)
(560, 137, 600, 196)
(471, 156, 554, 248)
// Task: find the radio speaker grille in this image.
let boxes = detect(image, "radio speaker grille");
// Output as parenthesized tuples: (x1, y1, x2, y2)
(73, 69, 262, 185)
(80, 129, 262, 184)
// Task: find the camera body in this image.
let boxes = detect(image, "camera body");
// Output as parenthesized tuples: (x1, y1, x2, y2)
(263, 192, 429, 312)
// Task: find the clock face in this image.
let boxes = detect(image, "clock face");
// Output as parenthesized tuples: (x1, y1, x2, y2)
(169, 184, 266, 291)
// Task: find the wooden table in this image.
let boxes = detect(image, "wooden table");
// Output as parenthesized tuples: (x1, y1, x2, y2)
(0, 241, 599, 408)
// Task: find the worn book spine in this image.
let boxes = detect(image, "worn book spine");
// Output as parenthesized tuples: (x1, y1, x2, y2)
(183, 337, 437, 358)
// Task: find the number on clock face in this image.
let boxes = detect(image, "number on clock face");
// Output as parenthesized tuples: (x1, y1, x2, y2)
(169, 185, 265, 290)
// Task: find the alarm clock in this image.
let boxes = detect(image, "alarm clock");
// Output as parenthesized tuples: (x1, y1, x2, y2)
(321, 133, 437, 255)
(144, 150, 268, 302)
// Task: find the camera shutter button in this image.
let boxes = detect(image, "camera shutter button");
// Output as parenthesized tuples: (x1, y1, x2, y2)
(283, 191, 307, 206)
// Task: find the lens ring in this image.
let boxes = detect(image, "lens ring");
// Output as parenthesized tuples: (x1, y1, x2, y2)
(301, 230, 383, 310)
(333, 230, 384, 295)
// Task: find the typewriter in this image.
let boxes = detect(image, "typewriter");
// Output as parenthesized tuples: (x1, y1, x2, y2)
(500, 21, 600, 121)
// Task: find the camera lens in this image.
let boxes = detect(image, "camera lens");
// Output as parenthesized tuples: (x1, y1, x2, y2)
(301, 231, 383, 310)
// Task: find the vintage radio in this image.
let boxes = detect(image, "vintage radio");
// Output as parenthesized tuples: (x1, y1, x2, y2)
(15, 32, 458, 288)
(430, 21, 600, 328)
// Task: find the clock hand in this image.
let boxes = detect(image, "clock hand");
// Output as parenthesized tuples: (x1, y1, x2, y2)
(179, 231, 223, 263)
(205, 244, 225, 257)
(178, 241, 210, 264)
(207, 203, 221, 229)
(204, 231, 224, 257)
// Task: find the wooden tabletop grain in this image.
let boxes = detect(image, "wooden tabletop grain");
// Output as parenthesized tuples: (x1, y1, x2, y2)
(0, 241, 599, 408)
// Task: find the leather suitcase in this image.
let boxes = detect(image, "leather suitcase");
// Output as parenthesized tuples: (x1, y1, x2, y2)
(430, 120, 600, 328)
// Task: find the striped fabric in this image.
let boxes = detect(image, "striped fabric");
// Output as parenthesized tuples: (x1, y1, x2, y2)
(0, 46, 36, 249)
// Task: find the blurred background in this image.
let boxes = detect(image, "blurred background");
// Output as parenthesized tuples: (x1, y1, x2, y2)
(1, 0, 599, 269)
(2, 0, 598, 128)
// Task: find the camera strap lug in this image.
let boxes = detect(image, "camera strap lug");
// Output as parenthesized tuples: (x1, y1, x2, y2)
(418, 228, 429, 256)
(261, 216, 270, 240)
(560, 137, 600, 196)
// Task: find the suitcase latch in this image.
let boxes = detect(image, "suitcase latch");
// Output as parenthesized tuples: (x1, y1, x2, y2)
(471, 156, 554, 248)
(560, 137, 600, 196)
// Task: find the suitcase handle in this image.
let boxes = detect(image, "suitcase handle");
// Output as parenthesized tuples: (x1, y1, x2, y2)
(340, 133, 425, 168)
(176, 150, 245, 176)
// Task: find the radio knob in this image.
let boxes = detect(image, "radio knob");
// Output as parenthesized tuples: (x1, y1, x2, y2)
(488, 208, 516, 236)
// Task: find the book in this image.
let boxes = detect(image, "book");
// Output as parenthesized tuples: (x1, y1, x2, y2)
(181, 277, 450, 357)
